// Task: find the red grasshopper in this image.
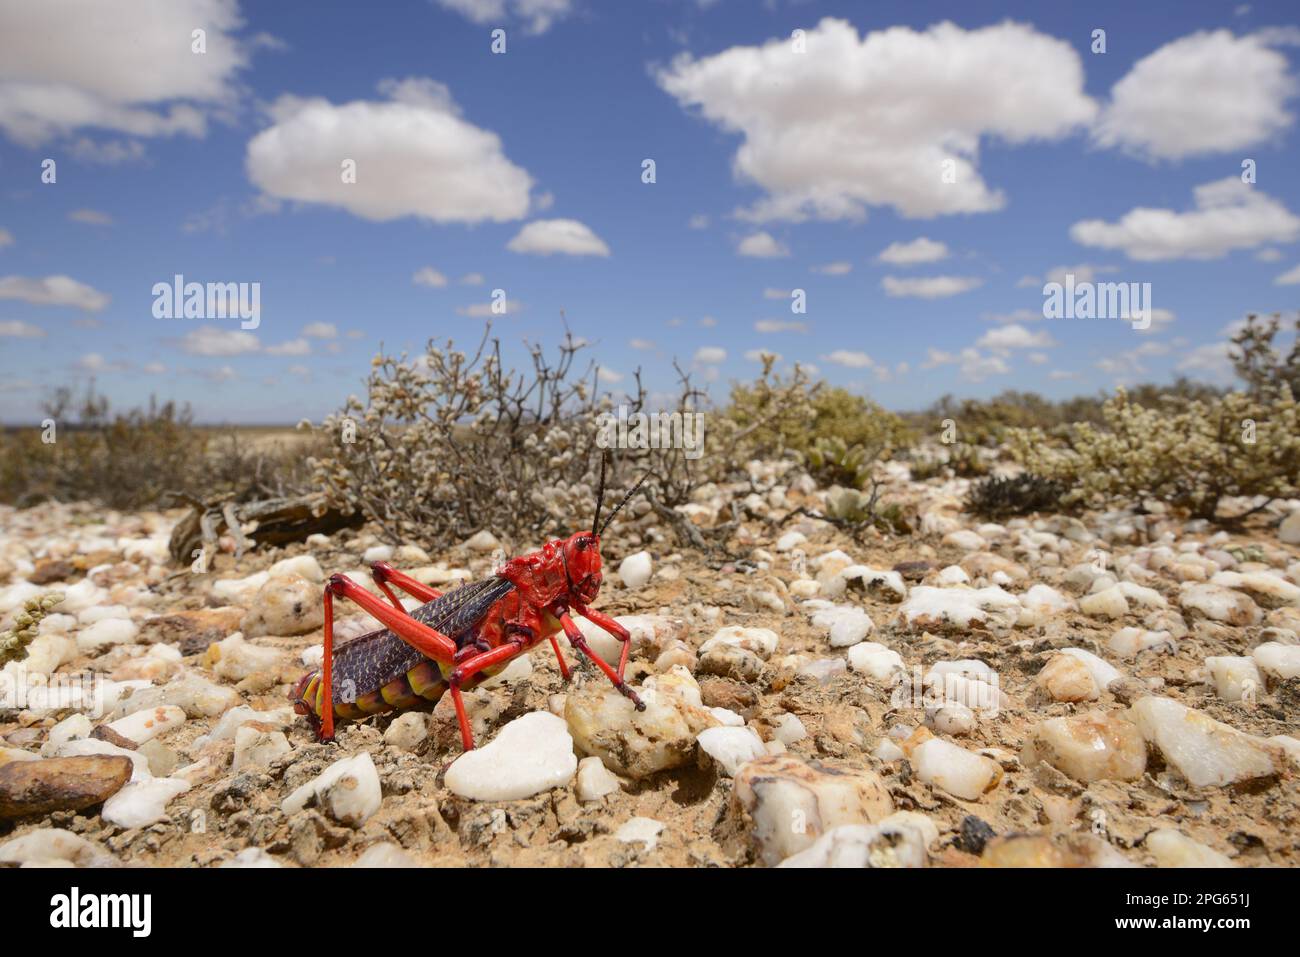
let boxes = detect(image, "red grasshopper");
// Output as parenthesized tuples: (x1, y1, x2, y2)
(293, 461, 649, 750)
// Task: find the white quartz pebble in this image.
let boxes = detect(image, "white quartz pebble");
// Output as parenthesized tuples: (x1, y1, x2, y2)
(445, 712, 577, 801)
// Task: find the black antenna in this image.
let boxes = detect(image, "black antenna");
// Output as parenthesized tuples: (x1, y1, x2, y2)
(591, 449, 609, 535)
(599, 467, 653, 537)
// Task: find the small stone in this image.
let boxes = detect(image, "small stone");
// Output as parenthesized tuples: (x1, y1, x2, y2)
(566, 667, 717, 778)
(908, 735, 1002, 801)
(1253, 642, 1300, 680)
(847, 642, 904, 683)
(897, 586, 1020, 633)
(0, 828, 110, 867)
(958, 815, 996, 854)
(138, 607, 244, 656)
(1179, 583, 1261, 626)
(205, 633, 288, 682)
(446, 712, 577, 801)
(465, 530, 500, 552)
(76, 617, 139, 652)
(1204, 656, 1263, 702)
(775, 531, 806, 552)
(1108, 627, 1176, 657)
(104, 705, 186, 746)
(383, 712, 429, 751)
(1036, 654, 1099, 703)
(575, 756, 621, 802)
(700, 625, 779, 660)
(0, 755, 133, 819)
(1079, 585, 1129, 620)
(777, 821, 927, 868)
(354, 842, 418, 867)
(1023, 711, 1147, 783)
(282, 751, 382, 826)
(1147, 829, 1236, 868)
(102, 777, 191, 829)
(221, 847, 283, 868)
(731, 753, 893, 866)
(1279, 510, 1300, 545)
(233, 727, 292, 771)
(617, 550, 653, 590)
(772, 713, 808, 746)
(241, 574, 324, 638)
(1129, 696, 1281, 787)
(697, 726, 767, 777)
(270, 554, 326, 582)
(615, 816, 665, 851)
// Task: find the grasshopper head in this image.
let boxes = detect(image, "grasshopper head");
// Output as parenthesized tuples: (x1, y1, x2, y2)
(562, 530, 603, 605)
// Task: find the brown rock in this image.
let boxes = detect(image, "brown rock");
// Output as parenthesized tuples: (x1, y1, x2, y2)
(29, 558, 77, 585)
(0, 755, 133, 819)
(698, 678, 759, 718)
(892, 560, 933, 583)
(139, 607, 245, 656)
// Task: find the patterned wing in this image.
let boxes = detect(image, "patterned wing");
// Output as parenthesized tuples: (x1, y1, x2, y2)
(330, 576, 513, 696)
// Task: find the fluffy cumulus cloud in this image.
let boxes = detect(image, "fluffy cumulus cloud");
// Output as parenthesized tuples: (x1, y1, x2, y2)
(0, 320, 44, 338)
(657, 18, 1096, 222)
(180, 326, 260, 356)
(412, 267, 448, 287)
(976, 323, 1057, 351)
(433, 0, 573, 35)
(1094, 30, 1297, 161)
(881, 275, 983, 298)
(1070, 177, 1300, 260)
(922, 347, 1009, 383)
(246, 78, 533, 224)
(0, 274, 109, 311)
(1275, 263, 1300, 285)
(506, 219, 610, 256)
(736, 231, 789, 258)
(694, 346, 726, 364)
(877, 237, 948, 265)
(0, 0, 251, 147)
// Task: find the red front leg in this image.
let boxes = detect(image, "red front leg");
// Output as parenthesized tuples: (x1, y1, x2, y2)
(447, 639, 526, 750)
(558, 610, 644, 710)
(575, 603, 632, 680)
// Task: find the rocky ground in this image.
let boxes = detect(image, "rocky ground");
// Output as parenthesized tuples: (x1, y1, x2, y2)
(2, 461, 1299, 869)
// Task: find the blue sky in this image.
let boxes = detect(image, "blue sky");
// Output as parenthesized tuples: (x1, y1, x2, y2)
(1, 0, 1298, 423)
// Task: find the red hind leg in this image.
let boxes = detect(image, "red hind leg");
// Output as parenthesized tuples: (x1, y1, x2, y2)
(548, 635, 572, 681)
(315, 574, 460, 745)
(575, 603, 632, 680)
(558, 611, 643, 710)
(370, 561, 443, 609)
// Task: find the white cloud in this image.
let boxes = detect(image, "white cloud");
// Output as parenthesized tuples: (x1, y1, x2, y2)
(688, 214, 710, 229)
(1094, 30, 1297, 161)
(762, 287, 789, 300)
(1043, 263, 1116, 285)
(811, 261, 853, 275)
(266, 338, 310, 356)
(1048, 369, 1079, 380)
(737, 231, 788, 258)
(657, 18, 1095, 222)
(694, 346, 726, 364)
(302, 322, 337, 338)
(287, 364, 310, 378)
(246, 78, 533, 224)
(1176, 340, 1236, 381)
(1275, 263, 1300, 285)
(629, 338, 656, 351)
(412, 266, 448, 287)
(180, 326, 260, 356)
(1015, 275, 1040, 288)
(881, 275, 982, 298)
(745, 348, 781, 362)
(755, 319, 807, 333)
(1257, 248, 1284, 262)
(0, 228, 11, 247)
(68, 209, 113, 226)
(699, 316, 717, 328)
(0, 320, 43, 338)
(1070, 177, 1300, 260)
(877, 237, 948, 265)
(456, 299, 522, 317)
(1027, 353, 1049, 365)
(0, 274, 109, 311)
(922, 347, 1009, 382)
(822, 349, 874, 369)
(433, 0, 574, 35)
(597, 367, 624, 384)
(0, 0, 250, 147)
(460, 272, 485, 285)
(142, 362, 167, 374)
(985, 308, 1045, 325)
(506, 218, 610, 257)
(976, 323, 1057, 351)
